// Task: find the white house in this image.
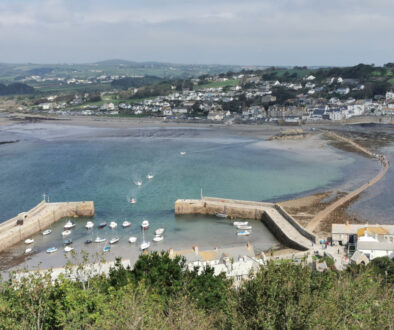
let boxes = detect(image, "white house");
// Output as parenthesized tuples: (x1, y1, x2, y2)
(356, 228, 394, 260)
(305, 75, 316, 81)
(386, 91, 394, 100)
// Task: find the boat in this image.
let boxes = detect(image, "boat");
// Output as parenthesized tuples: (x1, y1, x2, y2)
(139, 228, 150, 250)
(233, 221, 248, 226)
(129, 198, 136, 204)
(94, 237, 106, 243)
(122, 220, 131, 228)
(141, 220, 149, 230)
(146, 174, 154, 179)
(25, 248, 33, 254)
(84, 239, 92, 244)
(103, 246, 110, 252)
(64, 221, 76, 230)
(46, 247, 57, 253)
(215, 213, 228, 218)
(24, 238, 34, 244)
(109, 221, 118, 229)
(64, 246, 74, 252)
(62, 230, 71, 236)
(85, 221, 94, 229)
(237, 230, 251, 236)
(98, 222, 107, 229)
(128, 236, 137, 243)
(109, 237, 120, 244)
(135, 181, 142, 186)
(64, 239, 72, 245)
(153, 236, 163, 242)
(180, 151, 186, 156)
(154, 228, 165, 236)
(237, 225, 252, 230)
(42, 229, 52, 236)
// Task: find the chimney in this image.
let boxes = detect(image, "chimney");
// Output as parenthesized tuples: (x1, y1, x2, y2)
(169, 248, 174, 257)
(193, 245, 199, 255)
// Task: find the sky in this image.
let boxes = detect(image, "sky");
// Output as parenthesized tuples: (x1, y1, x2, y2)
(0, 0, 393, 66)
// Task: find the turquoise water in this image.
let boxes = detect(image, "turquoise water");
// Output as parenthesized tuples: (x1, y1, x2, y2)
(0, 123, 374, 269)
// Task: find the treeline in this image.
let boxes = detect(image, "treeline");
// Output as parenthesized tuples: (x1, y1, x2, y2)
(111, 76, 163, 89)
(1, 252, 393, 329)
(0, 83, 35, 95)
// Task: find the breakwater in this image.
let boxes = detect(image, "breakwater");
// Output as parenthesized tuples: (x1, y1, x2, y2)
(175, 197, 315, 251)
(0, 200, 94, 253)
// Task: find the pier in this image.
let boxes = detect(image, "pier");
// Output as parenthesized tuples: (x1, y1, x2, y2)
(175, 197, 316, 251)
(0, 200, 94, 253)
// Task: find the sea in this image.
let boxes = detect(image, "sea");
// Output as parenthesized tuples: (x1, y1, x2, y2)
(0, 122, 387, 270)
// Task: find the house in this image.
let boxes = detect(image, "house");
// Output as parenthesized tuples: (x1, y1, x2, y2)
(305, 75, 316, 81)
(350, 250, 369, 265)
(386, 91, 394, 100)
(336, 87, 350, 95)
(207, 110, 225, 121)
(332, 223, 394, 245)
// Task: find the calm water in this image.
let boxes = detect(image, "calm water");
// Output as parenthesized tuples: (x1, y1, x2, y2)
(0, 123, 376, 270)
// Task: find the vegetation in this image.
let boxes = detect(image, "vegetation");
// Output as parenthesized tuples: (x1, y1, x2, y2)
(0, 82, 35, 95)
(0, 253, 393, 329)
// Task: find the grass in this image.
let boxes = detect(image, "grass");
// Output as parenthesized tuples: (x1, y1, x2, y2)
(194, 79, 239, 90)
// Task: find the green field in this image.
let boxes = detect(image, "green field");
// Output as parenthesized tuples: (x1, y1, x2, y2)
(194, 79, 239, 90)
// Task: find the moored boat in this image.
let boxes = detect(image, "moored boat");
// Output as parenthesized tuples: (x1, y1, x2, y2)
(180, 151, 186, 156)
(237, 230, 251, 236)
(109, 237, 120, 244)
(135, 180, 142, 186)
(24, 238, 34, 244)
(237, 225, 252, 230)
(129, 198, 136, 204)
(141, 220, 149, 230)
(103, 246, 110, 252)
(25, 248, 33, 254)
(233, 221, 248, 226)
(94, 237, 106, 243)
(42, 229, 52, 236)
(140, 241, 150, 250)
(47, 247, 57, 253)
(84, 239, 92, 244)
(146, 174, 154, 179)
(64, 220, 76, 230)
(154, 228, 164, 236)
(64, 246, 74, 252)
(85, 221, 94, 229)
(128, 236, 137, 243)
(122, 220, 131, 228)
(62, 230, 71, 236)
(109, 221, 118, 229)
(215, 213, 228, 218)
(64, 239, 72, 245)
(98, 222, 107, 229)
(153, 236, 163, 242)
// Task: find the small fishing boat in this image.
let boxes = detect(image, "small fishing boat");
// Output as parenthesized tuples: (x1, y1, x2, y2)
(122, 220, 131, 228)
(140, 241, 150, 250)
(42, 229, 52, 236)
(98, 222, 107, 229)
(64, 221, 76, 230)
(25, 248, 33, 254)
(64, 239, 72, 245)
(84, 239, 92, 244)
(62, 230, 71, 236)
(237, 225, 252, 230)
(215, 213, 228, 218)
(129, 198, 136, 204)
(109, 221, 118, 229)
(85, 221, 94, 229)
(233, 221, 248, 227)
(154, 228, 165, 236)
(24, 238, 34, 244)
(153, 236, 163, 242)
(146, 174, 154, 179)
(64, 246, 74, 252)
(103, 246, 110, 252)
(128, 236, 137, 243)
(109, 237, 120, 244)
(180, 151, 186, 156)
(47, 247, 57, 254)
(94, 237, 106, 243)
(141, 220, 149, 230)
(237, 230, 251, 236)
(135, 181, 142, 186)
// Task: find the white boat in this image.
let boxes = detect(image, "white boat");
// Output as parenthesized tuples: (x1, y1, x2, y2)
(46, 247, 57, 253)
(237, 230, 251, 236)
(153, 236, 163, 242)
(64, 220, 76, 230)
(140, 228, 150, 250)
(237, 225, 252, 230)
(25, 248, 33, 254)
(135, 181, 142, 186)
(42, 229, 52, 236)
(103, 246, 110, 252)
(141, 220, 149, 230)
(233, 221, 248, 226)
(62, 230, 71, 236)
(146, 174, 154, 179)
(180, 151, 186, 156)
(155, 228, 165, 236)
(85, 221, 94, 229)
(128, 236, 137, 243)
(24, 238, 34, 244)
(94, 237, 106, 243)
(122, 221, 131, 228)
(215, 213, 228, 218)
(64, 246, 74, 252)
(129, 198, 136, 204)
(109, 221, 118, 229)
(109, 237, 120, 244)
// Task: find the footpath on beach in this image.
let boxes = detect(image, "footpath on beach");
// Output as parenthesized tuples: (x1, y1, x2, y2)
(306, 131, 389, 233)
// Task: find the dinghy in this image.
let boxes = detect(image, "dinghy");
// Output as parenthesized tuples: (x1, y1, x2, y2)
(141, 220, 149, 230)
(84, 239, 92, 244)
(122, 220, 131, 228)
(237, 225, 252, 230)
(64, 246, 74, 252)
(233, 221, 248, 227)
(146, 174, 154, 179)
(109, 221, 118, 229)
(64, 221, 76, 230)
(135, 181, 142, 186)
(129, 198, 136, 204)
(237, 230, 251, 236)
(94, 237, 106, 243)
(153, 236, 163, 242)
(128, 236, 137, 243)
(109, 237, 120, 244)
(24, 238, 34, 244)
(42, 229, 52, 236)
(103, 246, 110, 252)
(62, 230, 71, 236)
(85, 221, 94, 229)
(98, 222, 107, 229)
(25, 248, 33, 254)
(63, 239, 72, 245)
(154, 228, 165, 236)
(215, 213, 228, 218)
(47, 247, 57, 253)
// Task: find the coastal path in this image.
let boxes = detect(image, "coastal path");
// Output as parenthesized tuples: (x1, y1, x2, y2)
(306, 131, 389, 233)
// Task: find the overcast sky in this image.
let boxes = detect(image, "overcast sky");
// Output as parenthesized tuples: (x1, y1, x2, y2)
(0, 0, 393, 66)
